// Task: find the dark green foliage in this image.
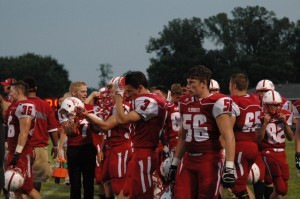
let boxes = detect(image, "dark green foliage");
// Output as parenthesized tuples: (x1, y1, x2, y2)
(0, 53, 70, 98)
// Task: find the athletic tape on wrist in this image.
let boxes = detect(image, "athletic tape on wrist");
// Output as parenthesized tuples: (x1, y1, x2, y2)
(16, 145, 24, 153)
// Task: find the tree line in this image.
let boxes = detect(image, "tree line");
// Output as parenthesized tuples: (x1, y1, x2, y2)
(1, 6, 299, 97)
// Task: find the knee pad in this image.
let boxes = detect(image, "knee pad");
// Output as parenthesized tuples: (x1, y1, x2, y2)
(235, 190, 249, 199)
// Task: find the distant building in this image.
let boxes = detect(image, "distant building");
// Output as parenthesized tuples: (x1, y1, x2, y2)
(248, 83, 300, 101)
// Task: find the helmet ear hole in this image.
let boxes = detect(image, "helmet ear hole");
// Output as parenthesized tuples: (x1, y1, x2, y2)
(59, 97, 85, 117)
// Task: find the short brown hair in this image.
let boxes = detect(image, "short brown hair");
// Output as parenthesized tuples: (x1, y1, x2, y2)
(230, 73, 249, 91)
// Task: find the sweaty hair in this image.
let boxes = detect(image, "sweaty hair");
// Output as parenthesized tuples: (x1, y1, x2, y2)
(69, 81, 86, 93)
(11, 81, 29, 96)
(170, 83, 183, 96)
(125, 71, 148, 89)
(186, 65, 212, 88)
(230, 73, 249, 91)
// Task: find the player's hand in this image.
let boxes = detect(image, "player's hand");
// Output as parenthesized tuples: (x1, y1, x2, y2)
(222, 166, 235, 188)
(162, 145, 170, 158)
(295, 152, 300, 170)
(51, 147, 58, 159)
(263, 113, 271, 125)
(9, 152, 21, 166)
(111, 77, 125, 97)
(167, 165, 177, 182)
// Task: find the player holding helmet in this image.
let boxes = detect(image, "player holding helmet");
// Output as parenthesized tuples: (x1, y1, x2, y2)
(5, 81, 41, 199)
(258, 90, 294, 199)
(58, 81, 97, 199)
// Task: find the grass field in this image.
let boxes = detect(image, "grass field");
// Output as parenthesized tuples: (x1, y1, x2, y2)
(3, 140, 300, 199)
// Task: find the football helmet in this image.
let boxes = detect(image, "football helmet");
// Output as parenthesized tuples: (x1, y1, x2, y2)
(4, 168, 25, 192)
(59, 97, 84, 117)
(209, 79, 220, 90)
(209, 79, 220, 94)
(256, 79, 275, 91)
(262, 90, 282, 105)
(97, 87, 112, 108)
(247, 163, 260, 184)
(160, 158, 172, 179)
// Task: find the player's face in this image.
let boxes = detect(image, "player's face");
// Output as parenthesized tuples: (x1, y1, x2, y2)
(171, 94, 181, 104)
(125, 84, 139, 100)
(267, 104, 281, 115)
(8, 86, 18, 102)
(73, 85, 87, 102)
(187, 78, 206, 97)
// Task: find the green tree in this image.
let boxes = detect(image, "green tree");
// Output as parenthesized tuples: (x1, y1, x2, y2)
(98, 63, 113, 88)
(146, 17, 206, 87)
(204, 6, 297, 91)
(0, 53, 70, 98)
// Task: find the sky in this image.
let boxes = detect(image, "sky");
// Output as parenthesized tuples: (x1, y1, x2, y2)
(1, 0, 300, 89)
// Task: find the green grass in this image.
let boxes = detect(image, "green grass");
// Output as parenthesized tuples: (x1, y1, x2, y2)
(4, 140, 299, 198)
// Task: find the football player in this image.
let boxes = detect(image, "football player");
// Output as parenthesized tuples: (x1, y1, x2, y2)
(84, 79, 132, 198)
(58, 81, 97, 199)
(229, 73, 261, 198)
(113, 72, 167, 199)
(168, 65, 235, 199)
(6, 81, 41, 199)
(258, 90, 294, 199)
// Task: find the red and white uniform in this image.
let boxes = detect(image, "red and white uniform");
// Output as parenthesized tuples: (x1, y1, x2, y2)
(174, 94, 233, 199)
(123, 93, 167, 199)
(260, 109, 293, 196)
(230, 94, 261, 194)
(6, 100, 36, 194)
(293, 100, 300, 119)
(99, 102, 132, 194)
(58, 103, 95, 146)
(164, 101, 180, 153)
(28, 97, 58, 147)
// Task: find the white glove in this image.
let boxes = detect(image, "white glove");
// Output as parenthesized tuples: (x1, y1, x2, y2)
(111, 76, 125, 97)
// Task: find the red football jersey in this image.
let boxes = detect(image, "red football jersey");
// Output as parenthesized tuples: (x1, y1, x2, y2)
(293, 99, 300, 119)
(231, 94, 262, 142)
(28, 97, 58, 147)
(129, 93, 167, 149)
(164, 101, 180, 147)
(106, 102, 131, 148)
(7, 100, 36, 152)
(179, 94, 233, 153)
(58, 103, 94, 146)
(260, 109, 293, 149)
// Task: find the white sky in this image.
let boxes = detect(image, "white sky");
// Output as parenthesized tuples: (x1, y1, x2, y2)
(1, 0, 299, 88)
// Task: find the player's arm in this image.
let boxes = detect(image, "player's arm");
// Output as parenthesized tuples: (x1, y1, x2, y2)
(49, 130, 59, 158)
(167, 124, 185, 181)
(85, 91, 99, 105)
(115, 95, 141, 124)
(279, 113, 294, 141)
(16, 117, 32, 151)
(257, 114, 270, 143)
(216, 114, 235, 163)
(85, 113, 118, 131)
